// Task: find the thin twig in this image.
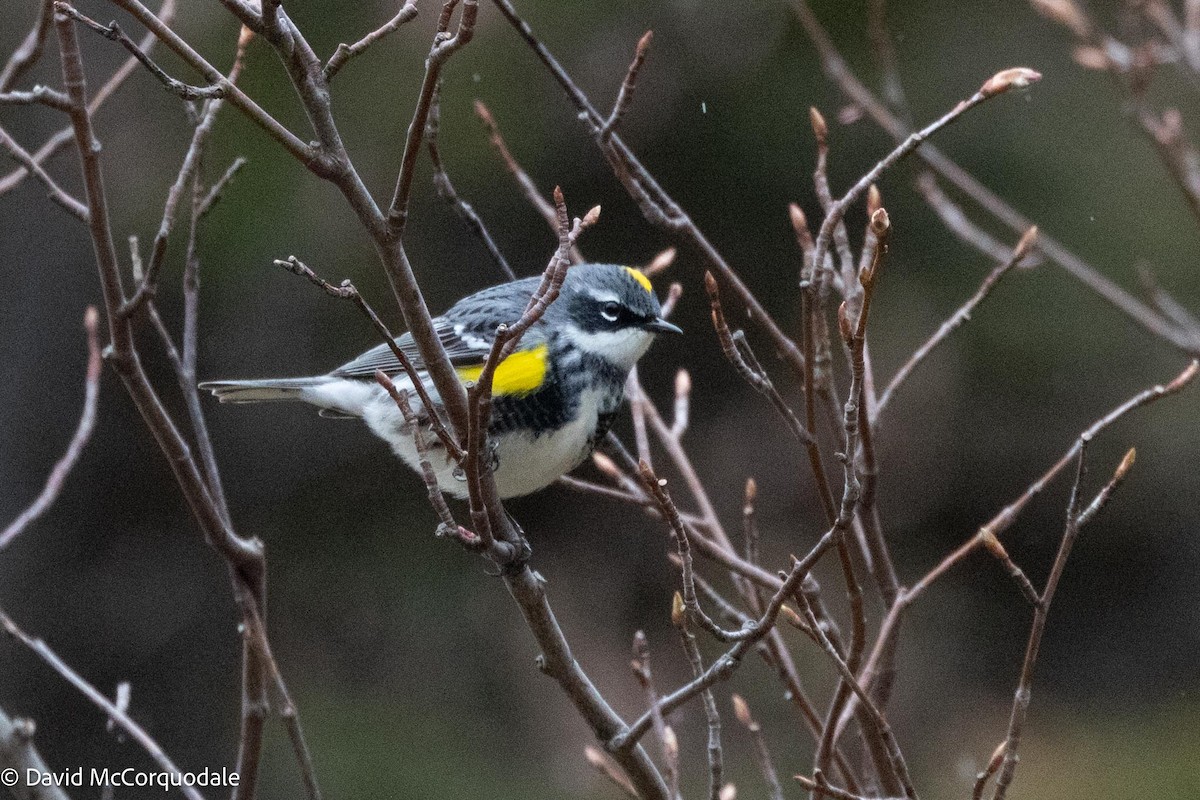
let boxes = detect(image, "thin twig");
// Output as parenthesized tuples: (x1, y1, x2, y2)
(0, 122, 88, 221)
(388, 0, 478, 231)
(0, 0, 177, 197)
(990, 446, 1137, 800)
(1, 0, 55, 92)
(474, 99, 585, 263)
(601, 30, 653, 140)
(0, 609, 207, 800)
(426, 82, 515, 279)
(0, 307, 100, 551)
(324, 0, 420, 81)
(792, 0, 1200, 356)
(276, 256, 464, 462)
(631, 631, 679, 799)
(875, 225, 1039, 419)
(672, 595, 724, 800)
(732, 695, 785, 800)
(55, 4, 225, 100)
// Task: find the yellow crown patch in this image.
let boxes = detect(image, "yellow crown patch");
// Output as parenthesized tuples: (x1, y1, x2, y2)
(456, 343, 549, 397)
(624, 266, 654, 294)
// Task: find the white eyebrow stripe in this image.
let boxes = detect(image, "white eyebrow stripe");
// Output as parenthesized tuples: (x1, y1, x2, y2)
(587, 290, 621, 304)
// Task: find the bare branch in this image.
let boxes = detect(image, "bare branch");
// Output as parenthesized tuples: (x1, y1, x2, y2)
(990, 446, 1137, 800)
(0, 307, 100, 551)
(601, 30, 653, 140)
(1, 0, 55, 91)
(426, 83, 516, 280)
(0, 0, 177, 197)
(55, 4, 225, 100)
(277, 256, 464, 462)
(324, 0, 420, 81)
(0, 123, 89, 221)
(875, 226, 1038, 419)
(0, 609, 207, 800)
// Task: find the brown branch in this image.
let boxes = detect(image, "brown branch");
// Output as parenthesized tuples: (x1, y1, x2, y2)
(0, 609, 207, 800)
(640, 463, 751, 642)
(374, 369, 469, 545)
(875, 225, 1039, 419)
(843, 360, 1199, 744)
(0, 0, 176, 197)
(672, 594, 724, 800)
(387, 0, 478, 231)
(601, 30, 652, 140)
(792, 0, 1200, 355)
(990, 446, 1137, 800)
(103, 0, 314, 166)
(705, 271, 815, 446)
(490, 0, 810, 381)
(120, 35, 248, 320)
(631, 631, 679, 799)
(732, 695, 785, 800)
(0, 307, 100, 551)
(0, 122, 88, 221)
(426, 83, 516, 280)
(56, 4, 225, 100)
(473, 99, 585, 263)
(1, 0, 55, 92)
(276, 256, 464, 462)
(323, 0, 420, 81)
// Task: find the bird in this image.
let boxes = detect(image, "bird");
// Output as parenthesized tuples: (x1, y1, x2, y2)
(199, 263, 681, 499)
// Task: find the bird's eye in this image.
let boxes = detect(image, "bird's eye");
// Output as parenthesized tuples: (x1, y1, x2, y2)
(600, 302, 621, 323)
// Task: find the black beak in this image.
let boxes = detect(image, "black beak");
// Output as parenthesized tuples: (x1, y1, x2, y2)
(643, 316, 683, 335)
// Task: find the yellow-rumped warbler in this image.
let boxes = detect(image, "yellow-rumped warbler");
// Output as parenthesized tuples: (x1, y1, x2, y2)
(200, 264, 680, 498)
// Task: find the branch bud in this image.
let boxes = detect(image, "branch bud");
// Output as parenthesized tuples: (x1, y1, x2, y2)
(675, 369, 691, 398)
(979, 529, 1008, 561)
(1013, 225, 1039, 262)
(986, 740, 1007, 771)
(744, 476, 757, 504)
(837, 301, 853, 344)
(1030, 0, 1091, 39)
(809, 106, 828, 146)
(591, 451, 623, 482)
(869, 207, 890, 238)
(703, 270, 720, 301)
(789, 202, 814, 250)
(663, 725, 679, 761)
(779, 604, 805, 629)
(637, 29, 654, 57)
(867, 184, 882, 216)
(732, 693, 754, 728)
(1072, 45, 1109, 71)
(671, 591, 685, 627)
(719, 783, 737, 800)
(645, 246, 677, 276)
(581, 205, 602, 228)
(980, 67, 1043, 98)
(1114, 447, 1136, 482)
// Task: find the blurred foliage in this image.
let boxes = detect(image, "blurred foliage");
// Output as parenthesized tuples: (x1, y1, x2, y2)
(2, 1, 1198, 798)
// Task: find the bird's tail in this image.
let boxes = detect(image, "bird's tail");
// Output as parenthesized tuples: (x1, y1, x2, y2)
(198, 376, 334, 404)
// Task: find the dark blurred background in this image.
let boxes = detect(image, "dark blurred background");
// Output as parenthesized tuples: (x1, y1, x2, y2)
(2, 1, 1198, 798)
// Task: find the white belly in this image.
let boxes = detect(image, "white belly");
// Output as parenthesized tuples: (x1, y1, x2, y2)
(359, 383, 605, 499)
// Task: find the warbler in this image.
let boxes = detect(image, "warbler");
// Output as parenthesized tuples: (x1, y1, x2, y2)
(200, 263, 681, 498)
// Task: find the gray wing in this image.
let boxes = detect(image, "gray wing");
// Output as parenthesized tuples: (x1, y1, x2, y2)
(330, 277, 545, 379)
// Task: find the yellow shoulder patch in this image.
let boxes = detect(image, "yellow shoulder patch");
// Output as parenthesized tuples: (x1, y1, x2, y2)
(624, 266, 654, 295)
(455, 343, 549, 397)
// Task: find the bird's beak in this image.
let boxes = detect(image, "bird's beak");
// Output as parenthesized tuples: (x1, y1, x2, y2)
(643, 317, 683, 335)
